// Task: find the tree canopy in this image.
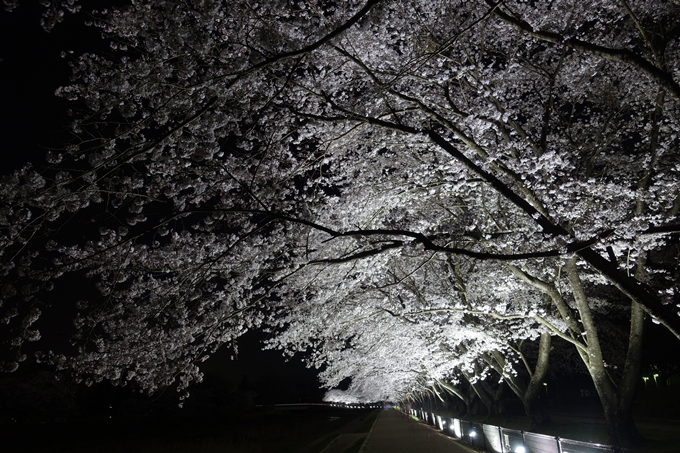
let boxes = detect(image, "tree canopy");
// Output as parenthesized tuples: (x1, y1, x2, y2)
(1, 0, 679, 445)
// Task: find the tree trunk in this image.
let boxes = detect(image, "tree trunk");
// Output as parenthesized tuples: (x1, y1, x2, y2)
(566, 258, 644, 447)
(460, 367, 494, 417)
(481, 333, 552, 429)
(588, 367, 640, 447)
(610, 300, 645, 446)
(437, 380, 470, 418)
(522, 332, 552, 429)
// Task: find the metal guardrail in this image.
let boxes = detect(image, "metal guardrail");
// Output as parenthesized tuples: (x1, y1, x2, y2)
(408, 409, 639, 453)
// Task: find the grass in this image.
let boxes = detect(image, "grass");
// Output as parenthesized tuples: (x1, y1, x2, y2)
(1, 407, 376, 453)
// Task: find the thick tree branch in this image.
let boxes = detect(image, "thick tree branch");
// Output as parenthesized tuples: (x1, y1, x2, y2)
(484, 0, 680, 102)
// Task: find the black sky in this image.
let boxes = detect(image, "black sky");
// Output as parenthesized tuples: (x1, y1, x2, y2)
(1, 4, 71, 173)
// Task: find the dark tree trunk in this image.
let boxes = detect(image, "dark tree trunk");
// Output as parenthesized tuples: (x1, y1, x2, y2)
(481, 332, 552, 429)
(566, 259, 645, 447)
(522, 332, 552, 430)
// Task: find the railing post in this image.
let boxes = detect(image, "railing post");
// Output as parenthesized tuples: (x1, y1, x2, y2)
(480, 423, 488, 452)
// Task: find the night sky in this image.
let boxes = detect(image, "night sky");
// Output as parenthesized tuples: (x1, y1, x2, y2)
(0, 3, 324, 408)
(1, 3, 72, 173)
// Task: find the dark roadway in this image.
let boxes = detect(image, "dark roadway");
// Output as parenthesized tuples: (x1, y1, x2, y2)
(361, 409, 474, 453)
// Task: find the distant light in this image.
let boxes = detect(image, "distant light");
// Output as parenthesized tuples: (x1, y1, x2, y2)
(515, 446, 526, 453)
(470, 431, 477, 438)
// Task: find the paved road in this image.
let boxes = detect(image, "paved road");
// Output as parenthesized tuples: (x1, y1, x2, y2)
(297, 411, 371, 453)
(362, 410, 474, 453)
(320, 433, 366, 453)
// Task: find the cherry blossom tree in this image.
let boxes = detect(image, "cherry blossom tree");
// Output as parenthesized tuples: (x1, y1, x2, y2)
(2, 0, 386, 392)
(506, 258, 647, 445)
(265, 250, 554, 423)
(2, 0, 80, 31)
(2, 0, 679, 445)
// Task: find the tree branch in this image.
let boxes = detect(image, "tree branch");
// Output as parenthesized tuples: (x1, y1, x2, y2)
(484, 0, 680, 102)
